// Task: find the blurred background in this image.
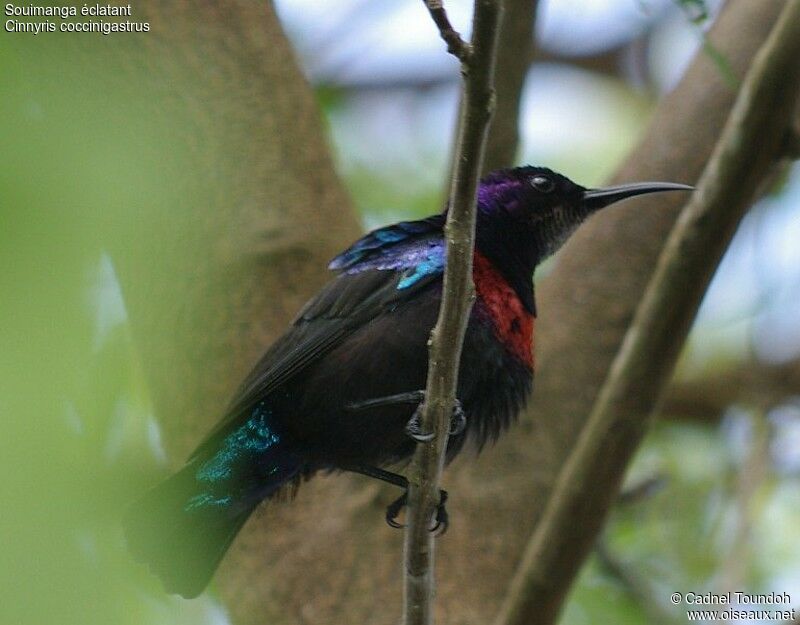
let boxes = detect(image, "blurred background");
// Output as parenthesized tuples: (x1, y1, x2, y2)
(1, 1, 798, 624)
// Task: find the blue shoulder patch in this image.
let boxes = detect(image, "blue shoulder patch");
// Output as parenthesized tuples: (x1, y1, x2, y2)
(396, 253, 445, 290)
(328, 216, 446, 290)
(329, 216, 444, 271)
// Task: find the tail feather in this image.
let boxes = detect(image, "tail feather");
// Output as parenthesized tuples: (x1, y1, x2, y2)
(124, 405, 301, 598)
(124, 462, 258, 598)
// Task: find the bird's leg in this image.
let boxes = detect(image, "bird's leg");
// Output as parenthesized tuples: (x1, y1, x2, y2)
(341, 463, 449, 533)
(346, 390, 466, 442)
(345, 390, 425, 411)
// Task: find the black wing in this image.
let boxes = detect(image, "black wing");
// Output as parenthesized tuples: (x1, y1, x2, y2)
(190, 216, 445, 460)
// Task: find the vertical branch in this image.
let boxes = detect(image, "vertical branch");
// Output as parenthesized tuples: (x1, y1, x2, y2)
(494, 1, 800, 624)
(403, 2, 502, 624)
(481, 0, 539, 174)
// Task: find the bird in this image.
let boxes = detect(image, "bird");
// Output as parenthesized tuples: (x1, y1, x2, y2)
(124, 165, 691, 598)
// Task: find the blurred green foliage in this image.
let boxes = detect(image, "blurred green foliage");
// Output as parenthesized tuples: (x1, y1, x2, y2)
(0, 31, 221, 625)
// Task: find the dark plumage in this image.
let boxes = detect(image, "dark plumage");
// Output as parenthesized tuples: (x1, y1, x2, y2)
(124, 166, 691, 597)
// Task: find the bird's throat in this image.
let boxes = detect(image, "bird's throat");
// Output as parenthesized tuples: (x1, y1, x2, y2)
(472, 252, 535, 369)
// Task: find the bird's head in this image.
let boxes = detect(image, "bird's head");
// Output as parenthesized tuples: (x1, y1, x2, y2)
(477, 166, 692, 267)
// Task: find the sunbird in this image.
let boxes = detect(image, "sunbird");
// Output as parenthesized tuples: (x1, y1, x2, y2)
(124, 166, 691, 597)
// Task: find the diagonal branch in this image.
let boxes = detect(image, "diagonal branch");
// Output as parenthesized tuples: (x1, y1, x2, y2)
(423, 0, 473, 62)
(662, 356, 800, 421)
(403, 2, 501, 624)
(494, 1, 800, 624)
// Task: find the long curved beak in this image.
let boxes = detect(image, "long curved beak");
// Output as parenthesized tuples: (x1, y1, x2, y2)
(583, 182, 693, 212)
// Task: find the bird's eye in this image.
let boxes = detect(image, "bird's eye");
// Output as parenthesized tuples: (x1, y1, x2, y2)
(530, 175, 555, 193)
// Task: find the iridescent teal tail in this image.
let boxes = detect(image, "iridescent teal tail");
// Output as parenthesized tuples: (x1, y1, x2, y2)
(124, 406, 301, 598)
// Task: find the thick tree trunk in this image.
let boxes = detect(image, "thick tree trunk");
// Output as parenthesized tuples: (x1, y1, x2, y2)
(87, 3, 362, 623)
(108, 1, 787, 625)
(107, 1, 361, 451)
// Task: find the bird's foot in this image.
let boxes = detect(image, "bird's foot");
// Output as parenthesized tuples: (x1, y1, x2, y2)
(404, 397, 466, 442)
(346, 390, 466, 443)
(386, 489, 449, 534)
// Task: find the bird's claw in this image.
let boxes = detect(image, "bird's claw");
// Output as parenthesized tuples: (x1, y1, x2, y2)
(404, 396, 466, 443)
(386, 491, 407, 528)
(431, 490, 449, 534)
(385, 489, 449, 534)
(404, 411, 435, 442)
(448, 403, 466, 436)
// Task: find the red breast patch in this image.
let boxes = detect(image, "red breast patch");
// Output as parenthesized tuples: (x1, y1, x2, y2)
(473, 252, 534, 368)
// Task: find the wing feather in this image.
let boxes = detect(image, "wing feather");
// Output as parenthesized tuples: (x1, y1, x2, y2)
(190, 216, 446, 460)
